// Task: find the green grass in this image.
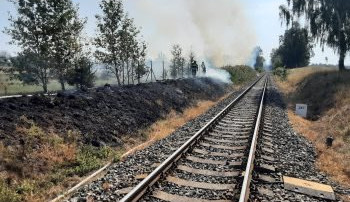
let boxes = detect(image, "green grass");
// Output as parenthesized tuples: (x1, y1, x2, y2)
(0, 72, 119, 96)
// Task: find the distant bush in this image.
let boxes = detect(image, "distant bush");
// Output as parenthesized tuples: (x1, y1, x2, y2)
(222, 65, 257, 85)
(273, 67, 288, 81)
(255, 66, 265, 73)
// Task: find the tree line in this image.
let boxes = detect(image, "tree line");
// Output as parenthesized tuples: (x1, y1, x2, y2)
(4, 0, 148, 92)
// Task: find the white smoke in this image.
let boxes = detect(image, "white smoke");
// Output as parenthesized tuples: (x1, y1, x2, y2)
(246, 46, 261, 68)
(205, 65, 232, 83)
(125, 0, 256, 82)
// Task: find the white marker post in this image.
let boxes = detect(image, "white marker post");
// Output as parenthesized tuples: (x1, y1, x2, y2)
(296, 104, 308, 118)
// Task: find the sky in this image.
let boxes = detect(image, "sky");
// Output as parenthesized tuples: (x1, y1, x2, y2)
(0, 0, 349, 66)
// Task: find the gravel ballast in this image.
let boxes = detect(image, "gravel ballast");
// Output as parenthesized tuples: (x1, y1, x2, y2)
(67, 80, 250, 202)
(68, 77, 350, 202)
(251, 78, 350, 202)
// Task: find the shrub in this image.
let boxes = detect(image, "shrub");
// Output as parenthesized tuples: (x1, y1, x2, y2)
(65, 146, 114, 176)
(222, 65, 257, 85)
(255, 66, 264, 73)
(273, 67, 288, 81)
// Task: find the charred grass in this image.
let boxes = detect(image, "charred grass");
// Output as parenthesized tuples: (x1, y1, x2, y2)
(276, 66, 350, 187)
(0, 78, 230, 201)
(0, 95, 229, 201)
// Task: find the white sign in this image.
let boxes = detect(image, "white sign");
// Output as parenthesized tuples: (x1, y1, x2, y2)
(296, 104, 308, 118)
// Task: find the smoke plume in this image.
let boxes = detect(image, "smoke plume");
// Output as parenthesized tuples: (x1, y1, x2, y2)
(126, 0, 256, 67)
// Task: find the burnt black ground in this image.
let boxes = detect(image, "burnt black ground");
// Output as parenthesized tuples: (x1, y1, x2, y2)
(0, 78, 228, 147)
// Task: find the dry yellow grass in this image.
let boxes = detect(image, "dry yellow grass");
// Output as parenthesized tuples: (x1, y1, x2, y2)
(288, 110, 350, 186)
(277, 66, 336, 94)
(276, 67, 350, 187)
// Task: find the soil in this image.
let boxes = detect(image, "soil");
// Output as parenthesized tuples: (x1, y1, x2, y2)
(0, 78, 228, 148)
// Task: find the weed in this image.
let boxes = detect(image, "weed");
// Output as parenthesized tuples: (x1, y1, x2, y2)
(0, 179, 21, 202)
(64, 146, 114, 177)
(15, 180, 34, 195)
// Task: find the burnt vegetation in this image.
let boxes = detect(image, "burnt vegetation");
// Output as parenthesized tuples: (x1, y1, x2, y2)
(0, 78, 228, 201)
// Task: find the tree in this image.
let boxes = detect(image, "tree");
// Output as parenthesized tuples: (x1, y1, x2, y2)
(170, 44, 185, 78)
(49, 0, 86, 91)
(95, 0, 146, 85)
(5, 0, 86, 92)
(187, 50, 195, 77)
(270, 49, 284, 69)
(119, 15, 140, 85)
(10, 52, 50, 92)
(0, 51, 11, 66)
(67, 55, 95, 90)
(254, 47, 265, 72)
(5, 0, 54, 92)
(95, 0, 124, 85)
(271, 22, 313, 69)
(280, 0, 350, 71)
(134, 41, 147, 83)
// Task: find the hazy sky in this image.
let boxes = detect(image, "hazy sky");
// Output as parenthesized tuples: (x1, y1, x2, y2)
(0, 0, 348, 66)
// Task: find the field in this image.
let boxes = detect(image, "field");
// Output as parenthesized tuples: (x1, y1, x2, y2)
(0, 72, 118, 96)
(275, 66, 350, 186)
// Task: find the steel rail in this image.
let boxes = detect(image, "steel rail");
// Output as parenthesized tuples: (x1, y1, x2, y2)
(120, 76, 265, 202)
(239, 76, 268, 202)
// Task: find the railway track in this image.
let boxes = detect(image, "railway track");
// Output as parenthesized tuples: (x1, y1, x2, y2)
(116, 75, 273, 202)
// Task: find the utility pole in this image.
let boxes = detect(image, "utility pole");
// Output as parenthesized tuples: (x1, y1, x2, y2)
(151, 60, 153, 81)
(146, 60, 157, 82)
(162, 59, 165, 80)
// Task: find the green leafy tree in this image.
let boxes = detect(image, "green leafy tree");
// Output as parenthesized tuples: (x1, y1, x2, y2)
(5, 0, 53, 92)
(95, 0, 146, 85)
(271, 22, 313, 69)
(254, 47, 265, 72)
(67, 54, 95, 90)
(95, 0, 124, 85)
(5, 0, 86, 92)
(49, 0, 86, 91)
(170, 44, 185, 78)
(0, 51, 11, 66)
(10, 52, 50, 92)
(119, 15, 140, 85)
(270, 49, 284, 69)
(134, 41, 147, 84)
(280, 0, 350, 71)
